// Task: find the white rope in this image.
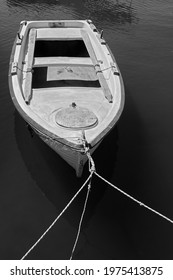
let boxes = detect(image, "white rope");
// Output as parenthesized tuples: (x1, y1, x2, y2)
(101, 66, 113, 72)
(94, 171, 173, 224)
(70, 181, 92, 260)
(69, 142, 95, 259)
(21, 173, 93, 260)
(68, 143, 95, 259)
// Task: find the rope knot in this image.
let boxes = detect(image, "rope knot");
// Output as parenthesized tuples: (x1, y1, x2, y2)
(81, 132, 96, 173)
(87, 151, 96, 173)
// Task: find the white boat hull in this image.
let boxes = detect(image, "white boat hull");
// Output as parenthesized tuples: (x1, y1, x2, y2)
(9, 20, 125, 177)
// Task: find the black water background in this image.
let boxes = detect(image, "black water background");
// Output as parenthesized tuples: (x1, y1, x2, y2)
(0, 0, 173, 260)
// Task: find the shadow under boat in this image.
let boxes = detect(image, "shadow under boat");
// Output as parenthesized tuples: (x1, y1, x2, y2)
(14, 110, 119, 229)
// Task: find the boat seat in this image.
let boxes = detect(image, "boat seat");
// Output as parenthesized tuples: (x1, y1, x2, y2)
(47, 65, 97, 81)
(55, 103, 98, 130)
(33, 57, 93, 67)
(36, 28, 82, 39)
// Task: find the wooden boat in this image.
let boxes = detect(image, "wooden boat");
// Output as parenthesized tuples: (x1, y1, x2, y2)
(9, 20, 125, 177)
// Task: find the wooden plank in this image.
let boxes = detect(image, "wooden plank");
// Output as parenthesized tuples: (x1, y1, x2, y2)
(27, 28, 37, 70)
(37, 28, 82, 39)
(81, 29, 98, 64)
(47, 65, 97, 81)
(33, 57, 93, 67)
(24, 72, 32, 104)
(24, 28, 36, 104)
(81, 29, 113, 103)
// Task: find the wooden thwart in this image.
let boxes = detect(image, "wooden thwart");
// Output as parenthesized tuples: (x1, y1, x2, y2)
(37, 28, 82, 40)
(47, 65, 97, 81)
(34, 57, 93, 67)
(23, 28, 37, 104)
(81, 29, 113, 103)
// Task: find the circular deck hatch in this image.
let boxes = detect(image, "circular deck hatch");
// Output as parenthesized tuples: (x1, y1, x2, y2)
(55, 104, 98, 129)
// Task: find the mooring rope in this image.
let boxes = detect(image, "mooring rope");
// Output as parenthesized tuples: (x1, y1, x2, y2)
(82, 138, 173, 225)
(69, 143, 95, 259)
(94, 171, 173, 224)
(21, 172, 93, 260)
(21, 141, 173, 260)
(70, 181, 92, 260)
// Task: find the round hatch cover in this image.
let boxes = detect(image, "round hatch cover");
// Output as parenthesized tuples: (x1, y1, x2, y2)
(55, 104, 98, 129)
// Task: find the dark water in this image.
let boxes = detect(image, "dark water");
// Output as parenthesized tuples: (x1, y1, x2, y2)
(0, 0, 173, 260)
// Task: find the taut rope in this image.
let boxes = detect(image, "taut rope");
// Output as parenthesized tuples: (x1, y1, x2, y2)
(69, 138, 95, 259)
(70, 182, 92, 260)
(94, 171, 173, 224)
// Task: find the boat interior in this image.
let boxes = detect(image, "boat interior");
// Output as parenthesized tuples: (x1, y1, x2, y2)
(21, 26, 115, 139)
